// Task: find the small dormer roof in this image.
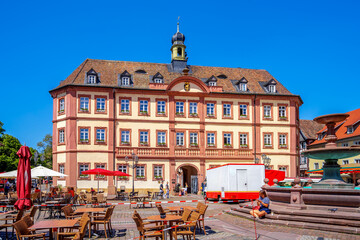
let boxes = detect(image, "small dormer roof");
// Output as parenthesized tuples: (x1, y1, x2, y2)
(264, 79, 277, 86)
(121, 70, 131, 77)
(206, 75, 217, 83)
(153, 72, 164, 79)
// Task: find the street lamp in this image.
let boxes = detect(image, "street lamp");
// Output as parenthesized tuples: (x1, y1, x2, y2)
(125, 153, 139, 194)
(262, 154, 271, 169)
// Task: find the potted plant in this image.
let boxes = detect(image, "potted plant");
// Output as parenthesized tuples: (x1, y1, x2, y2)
(121, 141, 130, 145)
(96, 139, 105, 143)
(207, 143, 215, 147)
(280, 144, 287, 148)
(119, 176, 127, 180)
(158, 111, 165, 115)
(79, 174, 88, 179)
(190, 113, 198, 117)
(240, 144, 248, 148)
(224, 143, 232, 147)
(176, 112, 184, 116)
(140, 142, 148, 146)
(207, 113, 215, 117)
(58, 109, 64, 113)
(136, 175, 145, 179)
(121, 109, 129, 113)
(80, 108, 88, 111)
(154, 175, 162, 180)
(158, 142, 166, 146)
(80, 139, 88, 143)
(140, 110, 148, 114)
(190, 143, 198, 147)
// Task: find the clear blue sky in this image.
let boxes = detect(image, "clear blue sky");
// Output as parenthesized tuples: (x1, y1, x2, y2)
(1, 0, 359, 148)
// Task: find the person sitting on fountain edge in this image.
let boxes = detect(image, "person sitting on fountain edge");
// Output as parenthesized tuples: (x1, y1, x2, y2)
(250, 190, 271, 219)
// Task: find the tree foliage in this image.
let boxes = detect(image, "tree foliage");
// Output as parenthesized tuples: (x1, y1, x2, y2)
(0, 121, 4, 136)
(0, 134, 22, 171)
(36, 134, 52, 168)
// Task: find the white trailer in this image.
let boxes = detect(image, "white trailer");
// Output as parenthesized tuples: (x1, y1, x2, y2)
(206, 164, 265, 200)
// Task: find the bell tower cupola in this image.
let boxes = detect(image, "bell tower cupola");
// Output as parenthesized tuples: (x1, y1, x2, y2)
(170, 18, 188, 72)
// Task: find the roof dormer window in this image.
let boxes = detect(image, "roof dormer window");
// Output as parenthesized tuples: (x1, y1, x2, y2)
(269, 84, 276, 93)
(154, 78, 163, 84)
(347, 126, 354, 134)
(86, 69, 99, 84)
(119, 70, 132, 87)
(88, 75, 96, 84)
(152, 72, 164, 84)
(264, 79, 277, 93)
(236, 78, 248, 92)
(122, 77, 130, 86)
(206, 75, 217, 87)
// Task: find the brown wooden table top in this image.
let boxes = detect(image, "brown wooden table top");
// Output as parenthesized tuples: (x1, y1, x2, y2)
(29, 219, 79, 230)
(74, 207, 106, 213)
(147, 215, 182, 222)
(165, 206, 197, 211)
(45, 201, 60, 204)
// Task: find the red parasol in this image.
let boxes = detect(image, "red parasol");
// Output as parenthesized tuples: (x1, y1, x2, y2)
(81, 168, 116, 192)
(14, 146, 32, 210)
(112, 171, 131, 177)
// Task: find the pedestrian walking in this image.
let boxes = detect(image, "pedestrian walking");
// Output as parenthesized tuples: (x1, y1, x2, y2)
(159, 181, 164, 199)
(165, 181, 170, 199)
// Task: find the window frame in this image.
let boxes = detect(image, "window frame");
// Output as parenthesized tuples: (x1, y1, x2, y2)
(188, 101, 199, 118)
(139, 129, 150, 147)
(206, 131, 217, 148)
(263, 132, 273, 149)
(347, 126, 354, 134)
(78, 162, 91, 180)
(122, 77, 130, 86)
(58, 128, 65, 145)
(238, 102, 249, 120)
(262, 103, 273, 120)
(223, 132, 233, 148)
(268, 84, 276, 93)
(135, 164, 147, 181)
(239, 132, 249, 148)
(222, 101, 233, 119)
(278, 104, 288, 121)
(314, 162, 319, 170)
(156, 98, 168, 117)
(58, 164, 65, 179)
(117, 164, 129, 180)
(138, 98, 150, 116)
(205, 101, 217, 118)
(175, 99, 186, 118)
(152, 164, 164, 181)
(94, 127, 107, 145)
(278, 133, 288, 149)
(87, 74, 96, 84)
(58, 97, 65, 115)
(156, 130, 167, 147)
(175, 131, 186, 147)
(189, 131, 199, 148)
(95, 95, 107, 114)
(78, 127, 91, 145)
(119, 97, 132, 116)
(120, 129, 131, 146)
(78, 95, 91, 113)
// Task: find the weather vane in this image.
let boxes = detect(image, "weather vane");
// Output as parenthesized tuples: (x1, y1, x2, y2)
(177, 16, 180, 32)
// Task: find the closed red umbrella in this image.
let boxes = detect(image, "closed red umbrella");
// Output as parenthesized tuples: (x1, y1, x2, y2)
(14, 146, 32, 210)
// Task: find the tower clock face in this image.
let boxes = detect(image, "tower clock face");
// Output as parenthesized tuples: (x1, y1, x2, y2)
(184, 82, 190, 91)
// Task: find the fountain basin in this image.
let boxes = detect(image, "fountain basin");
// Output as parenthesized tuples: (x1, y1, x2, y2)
(304, 146, 360, 160)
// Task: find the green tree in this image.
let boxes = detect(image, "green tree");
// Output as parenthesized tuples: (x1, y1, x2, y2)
(0, 121, 4, 136)
(0, 134, 22, 171)
(36, 134, 52, 168)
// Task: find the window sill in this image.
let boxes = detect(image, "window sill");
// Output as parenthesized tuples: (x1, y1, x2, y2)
(157, 144, 167, 147)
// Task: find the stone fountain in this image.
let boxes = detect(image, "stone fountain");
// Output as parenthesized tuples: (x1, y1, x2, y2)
(303, 113, 360, 189)
(263, 113, 360, 208)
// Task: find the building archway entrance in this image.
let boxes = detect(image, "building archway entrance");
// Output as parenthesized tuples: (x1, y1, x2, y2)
(179, 165, 198, 194)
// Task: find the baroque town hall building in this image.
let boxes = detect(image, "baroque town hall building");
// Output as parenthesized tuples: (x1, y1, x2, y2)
(50, 24, 302, 194)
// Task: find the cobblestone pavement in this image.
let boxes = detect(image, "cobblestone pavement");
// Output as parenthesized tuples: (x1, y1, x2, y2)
(1, 194, 360, 239)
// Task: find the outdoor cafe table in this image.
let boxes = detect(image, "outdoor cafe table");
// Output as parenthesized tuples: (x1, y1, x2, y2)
(146, 214, 182, 240)
(29, 219, 79, 240)
(74, 207, 106, 237)
(44, 201, 61, 219)
(130, 195, 151, 208)
(165, 206, 197, 215)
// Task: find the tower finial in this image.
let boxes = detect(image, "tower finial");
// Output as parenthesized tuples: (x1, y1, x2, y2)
(177, 16, 180, 32)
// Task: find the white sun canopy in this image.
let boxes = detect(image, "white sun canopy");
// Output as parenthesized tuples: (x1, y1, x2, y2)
(0, 166, 66, 179)
(31, 166, 67, 177)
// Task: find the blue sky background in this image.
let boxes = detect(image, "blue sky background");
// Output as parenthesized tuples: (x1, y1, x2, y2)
(0, 0, 359, 148)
